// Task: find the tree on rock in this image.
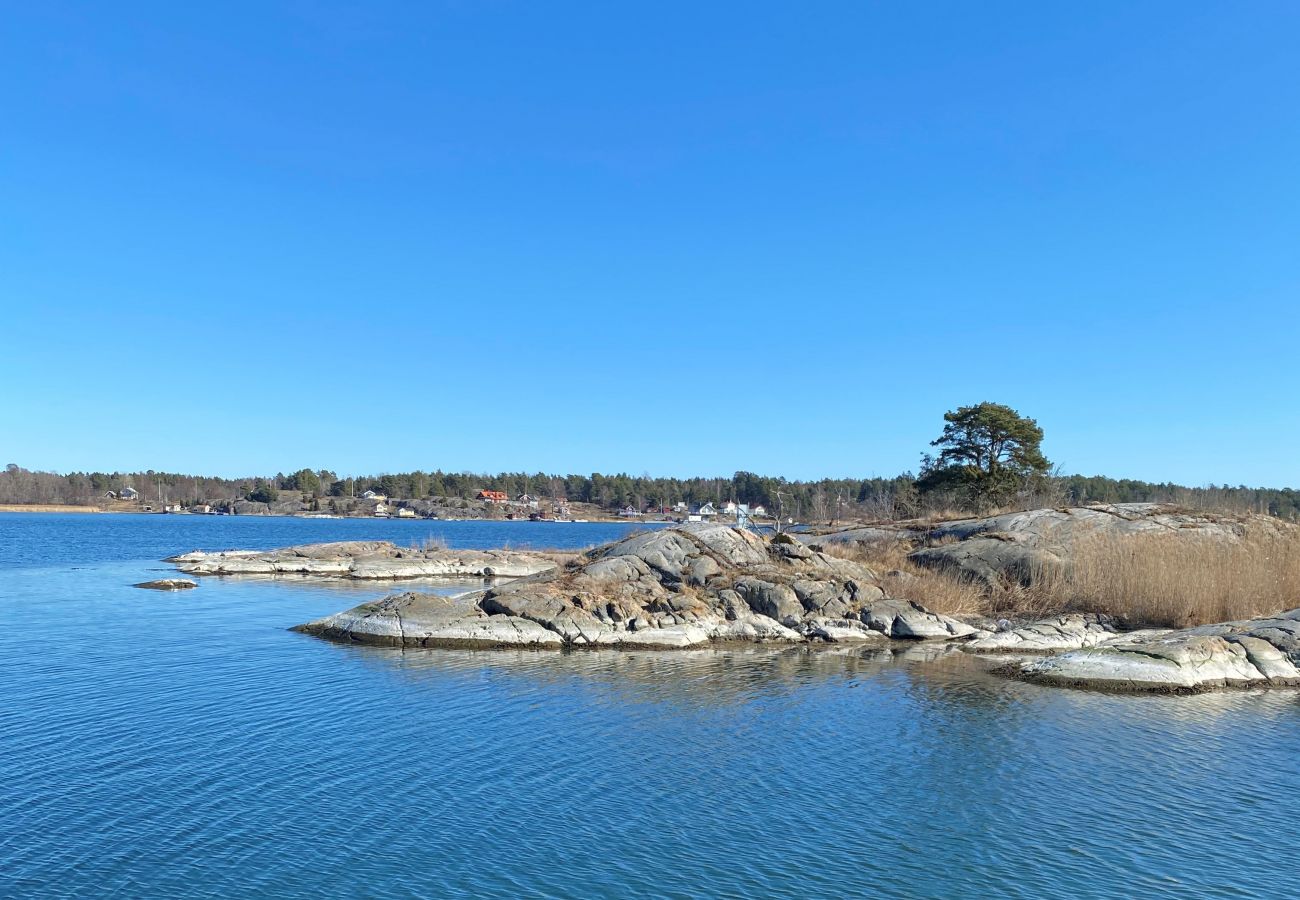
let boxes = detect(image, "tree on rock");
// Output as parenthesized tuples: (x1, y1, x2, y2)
(918, 402, 1050, 506)
(247, 479, 279, 504)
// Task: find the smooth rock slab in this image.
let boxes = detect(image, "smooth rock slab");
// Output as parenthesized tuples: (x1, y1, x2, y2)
(860, 598, 976, 640)
(803, 618, 889, 643)
(168, 541, 556, 580)
(134, 579, 198, 591)
(966, 613, 1116, 652)
(293, 592, 564, 648)
(1017, 609, 1300, 692)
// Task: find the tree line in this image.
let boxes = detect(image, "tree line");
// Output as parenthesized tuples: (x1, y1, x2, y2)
(5, 402, 1297, 521)
(4, 463, 1298, 521)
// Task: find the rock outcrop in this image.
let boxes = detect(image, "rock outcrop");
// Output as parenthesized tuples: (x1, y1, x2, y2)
(811, 503, 1272, 589)
(293, 592, 565, 648)
(294, 524, 975, 650)
(965, 613, 1120, 652)
(167, 541, 556, 580)
(1014, 609, 1300, 691)
(133, 579, 198, 591)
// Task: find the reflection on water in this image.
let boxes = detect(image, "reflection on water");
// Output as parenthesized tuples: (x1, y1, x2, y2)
(2, 514, 1299, 899)
(337, 640, 972, 706)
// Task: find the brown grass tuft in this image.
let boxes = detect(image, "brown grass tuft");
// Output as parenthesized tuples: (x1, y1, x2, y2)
(819, 539, 987, 617)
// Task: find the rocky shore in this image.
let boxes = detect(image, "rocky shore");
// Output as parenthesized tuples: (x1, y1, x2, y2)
(166, 541, 556, 580)
(170, 515, 1300, 694)
(1011, 610, 1300, 692)
(291, 523, 975, 649)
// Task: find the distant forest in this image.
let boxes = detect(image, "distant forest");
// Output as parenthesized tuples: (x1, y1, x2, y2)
(3, 463, 1298, 521)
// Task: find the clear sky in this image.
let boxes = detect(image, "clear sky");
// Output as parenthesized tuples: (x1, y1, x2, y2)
(3, 2, 1299, 485)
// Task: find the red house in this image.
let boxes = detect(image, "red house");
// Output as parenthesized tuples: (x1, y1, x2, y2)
(476, 490, 508, 503)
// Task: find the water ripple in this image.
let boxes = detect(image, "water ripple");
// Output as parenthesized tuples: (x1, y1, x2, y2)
(2, 516, 1300, 897)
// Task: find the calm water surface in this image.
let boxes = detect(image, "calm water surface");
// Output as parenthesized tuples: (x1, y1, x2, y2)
(2, 513, 1298, 898)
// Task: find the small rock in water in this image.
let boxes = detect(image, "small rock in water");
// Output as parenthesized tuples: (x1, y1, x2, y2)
(134, 579, 198, 591)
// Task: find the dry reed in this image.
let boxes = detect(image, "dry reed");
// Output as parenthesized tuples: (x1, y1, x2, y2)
(1043, 530, 1300, 627)
(820, 528, 1300, 627)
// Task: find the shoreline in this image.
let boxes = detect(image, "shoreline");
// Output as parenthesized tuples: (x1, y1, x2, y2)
(0, 505, 650, 524)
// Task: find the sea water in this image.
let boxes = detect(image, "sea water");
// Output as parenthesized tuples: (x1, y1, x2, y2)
(2, 514, 1297, 898)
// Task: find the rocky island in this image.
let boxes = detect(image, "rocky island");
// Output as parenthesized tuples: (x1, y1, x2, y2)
(167, 506, 1300, 694)
(291, 523, 975, 649)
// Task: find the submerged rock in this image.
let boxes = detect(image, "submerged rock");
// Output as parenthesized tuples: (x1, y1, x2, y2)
(167, 541, 555, 580)
(294, 524, 973, 650)
(1014, 609, 1300, 692)
(134, 579, 198, 591)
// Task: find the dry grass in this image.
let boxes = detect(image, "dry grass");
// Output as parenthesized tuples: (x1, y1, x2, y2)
(1041, 530, 1300, 628)
(820, 527, 1300, 627)
(818, 538, 987, 617)
(412, 535, 449, 553)
(530, 548, 587, 569)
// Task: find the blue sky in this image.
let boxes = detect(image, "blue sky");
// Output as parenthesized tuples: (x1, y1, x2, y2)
(3, 2, 1299, 485)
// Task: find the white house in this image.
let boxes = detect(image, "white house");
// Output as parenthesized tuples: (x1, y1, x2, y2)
(396, 507, 417, 518)
(373, 502, 390, 516)
(722, 501, 738, 514)
(752, 505, 767, 517)
(361, 490, 387, 501)
(119, 487, 139, 501)
(696, 502, 717, 518)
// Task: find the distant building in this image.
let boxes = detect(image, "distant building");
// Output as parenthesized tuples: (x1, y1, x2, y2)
(477, 490, 508, 503)
(373, 502, 390, 516)
(103, 491, 117, 500)
(619, 505, 641, 518)
(396, 507, 417, 518)
(119, 487, 139, 501)
(722, 501, 738, 514)
(192, 504, 212, 514)
(517, 493, 540, 509)
(361, 490, 387, 501)
(696, 502, 717, 518)
(752, 505, 767, 517)
(164, 504, 183, 513)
